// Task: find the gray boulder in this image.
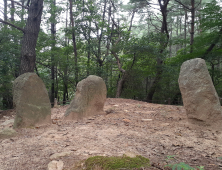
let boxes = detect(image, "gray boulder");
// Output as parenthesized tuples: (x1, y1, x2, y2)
(13, 73, 51, 128)
(178, 58, 222, 125)
(64, 75, 107, 120)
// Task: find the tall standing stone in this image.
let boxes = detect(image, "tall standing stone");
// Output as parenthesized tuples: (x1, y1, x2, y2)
(178, 58, 222, 125)
(13, 73, 51, 128)
(64, 75, 107, 120)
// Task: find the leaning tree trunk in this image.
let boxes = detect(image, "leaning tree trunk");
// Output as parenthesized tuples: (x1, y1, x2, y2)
(20, 0, 44, 74)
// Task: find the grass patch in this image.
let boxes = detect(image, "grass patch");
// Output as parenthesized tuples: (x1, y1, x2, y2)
(83, 155, 150, 170)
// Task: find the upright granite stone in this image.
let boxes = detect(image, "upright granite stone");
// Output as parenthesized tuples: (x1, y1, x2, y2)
(13, 73, 51, 128)
(178, 58, 222, 125)
(65, 75, 107, 120)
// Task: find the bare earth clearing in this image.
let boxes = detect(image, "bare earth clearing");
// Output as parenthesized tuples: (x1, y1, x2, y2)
(1, 98, 222, 170)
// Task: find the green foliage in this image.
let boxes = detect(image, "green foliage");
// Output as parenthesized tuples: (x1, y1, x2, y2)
(166, 155, 176, 160)
(200, 0, 222, 32)
(165, 162, 204, 170)
(1, 0, 222, 109)
(84, 155, 150, 170)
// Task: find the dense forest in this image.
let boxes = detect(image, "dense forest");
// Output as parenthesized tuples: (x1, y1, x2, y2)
(0, 0, 222, 110)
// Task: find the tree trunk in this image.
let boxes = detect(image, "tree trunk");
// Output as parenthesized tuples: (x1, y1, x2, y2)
(176, 15, 179, 52)
(190, 0, 195, 53)
(55, 66, 58, 99)
(21, 0, 25, 22)
(184, 9, 187, 50)
(63, 1, 69, 105)
(63, 68, 68, 104)
(10, 0, 20, 78)
(116, 73, 126, 98)
(146, 0, 170, 103)
(10, 0, 15, 22)
(146, 58, 163, 102)
(50, 0, 56, 107)
(20, 0, 44, 74)
(4, 0, 7, 21)
(96, 0, 107, 75)
(69, 0, 78, 85)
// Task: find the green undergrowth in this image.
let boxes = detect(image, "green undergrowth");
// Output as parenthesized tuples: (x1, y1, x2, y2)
(165, 162, 204, 170)
(73, 155, 150, 170)
(165, 155, 205, 170)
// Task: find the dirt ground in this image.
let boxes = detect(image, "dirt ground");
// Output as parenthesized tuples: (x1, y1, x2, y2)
(1, 98, 222, 170)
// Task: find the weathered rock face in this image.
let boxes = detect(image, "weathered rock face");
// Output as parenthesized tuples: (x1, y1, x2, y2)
(65, 75, 107, 120)
(178, 58, 222, 125)
(13, 73, 51, 128)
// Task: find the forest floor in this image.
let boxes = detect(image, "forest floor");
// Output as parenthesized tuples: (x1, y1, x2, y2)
(0, 98, 222, 170)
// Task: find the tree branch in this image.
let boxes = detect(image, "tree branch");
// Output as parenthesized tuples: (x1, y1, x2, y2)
(128, 9, 136, 32)
(203, 27, 222, 58)
(11, 0, 29, 9)
(111, 50, 125, 73)
(175, 0, 190, 10)
(194, 0, 202, 10)
(26, 0, 31, 7)
(148, 13, 161, 32)
(0, 18, 24, 32)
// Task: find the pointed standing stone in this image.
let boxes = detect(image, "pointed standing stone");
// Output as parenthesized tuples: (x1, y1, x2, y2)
(13, 73, 51, 128)
(178, 58, 222, 125)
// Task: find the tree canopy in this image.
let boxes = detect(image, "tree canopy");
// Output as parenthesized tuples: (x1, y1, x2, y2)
(0, 0, 222, 109)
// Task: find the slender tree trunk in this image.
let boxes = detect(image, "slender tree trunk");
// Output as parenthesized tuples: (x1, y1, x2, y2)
(146, 58, 163, 102)
(55, 66, 58, 99)
(69, 0, 78, 85)
(62, 63, 69, 103)
(190, 0, 195, 53)
(50, 0, 56, 107)
(176, 15, 179, 52)
(4, 0, 7, 22)
(63, 64, 68, 104)
(86, 16, 92, 76)
(21, 0, 25, 22)
(110, 7, 136, 98)
(184, 9, 187, 50)
(146, 0, 170, 103)
(11, 0, 15, 22)
(20, 0, 44, 74)
(63, 1, 69, 104)
(169, 22, 172, 57)
(10, 0, 19, 78)
(116, 73, 126, 98)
